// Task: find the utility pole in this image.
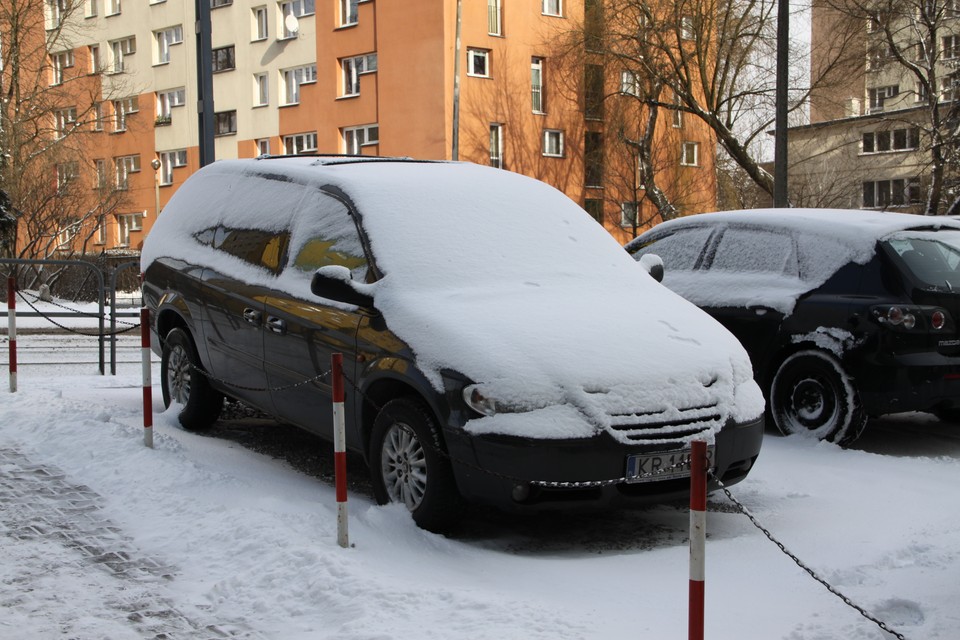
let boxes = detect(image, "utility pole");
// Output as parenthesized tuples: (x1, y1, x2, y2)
(773, 0, 789, 207)
(195, 0, 215, 166)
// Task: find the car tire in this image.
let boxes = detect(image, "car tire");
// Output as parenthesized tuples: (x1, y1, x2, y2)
(160, 327, 223, 431)
(769, 349, 867, 446)
(369, 398, 462, 533)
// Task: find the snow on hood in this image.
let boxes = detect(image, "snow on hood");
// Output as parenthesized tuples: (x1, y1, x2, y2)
(630, 208, 960, 316)
(143, 159, 764, 439)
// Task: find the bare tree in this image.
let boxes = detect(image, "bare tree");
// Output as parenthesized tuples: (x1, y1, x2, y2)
(1, 0, 132, 259)
(822, 0, 960, 215)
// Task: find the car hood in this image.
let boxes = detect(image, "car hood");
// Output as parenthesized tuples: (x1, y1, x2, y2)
(370, 275, 764, 442)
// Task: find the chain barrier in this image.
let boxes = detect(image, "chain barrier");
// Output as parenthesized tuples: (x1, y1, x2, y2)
(709, 471, 909, 640)
(14, 289, 140, 337)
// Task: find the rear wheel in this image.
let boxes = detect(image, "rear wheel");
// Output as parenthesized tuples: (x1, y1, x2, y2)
(769, 350, 866, 446)
(160, 327, 223, 431)
(369, 398, 462, 532)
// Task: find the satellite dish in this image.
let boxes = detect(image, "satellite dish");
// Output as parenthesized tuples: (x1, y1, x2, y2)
(284, 14, 300, 35)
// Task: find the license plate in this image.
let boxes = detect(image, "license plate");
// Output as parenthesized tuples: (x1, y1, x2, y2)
(625, 446, 715, 483)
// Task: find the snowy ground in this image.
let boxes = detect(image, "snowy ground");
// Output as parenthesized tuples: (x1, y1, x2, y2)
(1, 328, 959, 639)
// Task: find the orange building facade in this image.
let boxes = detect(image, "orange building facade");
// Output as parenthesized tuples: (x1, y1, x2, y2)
(12, 0, 717, 255)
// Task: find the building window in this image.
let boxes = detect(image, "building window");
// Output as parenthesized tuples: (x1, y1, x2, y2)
(214, 110, 237, 135)
(86, 0, 98, 18)
(95, 215, 106, 245)
(88, 45, 100, 73)
(943, 35, 960, 60)
(280, 0, 314, 38)
(94, 158, 107, 189)
(585, 131, 603, 187)
(620, 70, 639, 96)
(56, 162, 79, 190)
(489, 123, 503, 169)
(542, 0, 561, 17)
(340, 0, 358, 26)
(488, 0, 502, 35)
(673, 93, 684, 128)
(532, 58, 545, 113)
(56, 218, 80, 251)
(341, 54, 376, 97)
(941, 74, 960, 101)
(543, 129, 564, 157)
(92, 103, 103, 131)
(620, 202, 639, 228)
(868, 85, 898, 113)
(862, 127, 920, 153)
(112, 96, 137, 132)
(584, 199, 604, 223)
(255, 138, 271, 155)
(283, 132, 318, 154)
(106, 0, 120, 16)
(114, 155, 140, 190)
(50, 51, 74, 85)
(54, 107, 77, 138)
(46, 0, 69, 26)
(468, 48, 490, 77)
(282, 64, 317, 104)
(117, 213, 143, 247)
(681, 141, 700, 166)
(680, 16, 696, 40)
(212, 46, 236, 72)
(156, 87, 185, 120)
(159, 149, 187, 185)
(342, 124, 379, 154)
(585, 64, 604, 120)
(155, 25, 183, 64)
(253, 6, 268, 40)
(863, 178, 922, 208)
(253, 73, 269, 106)
(109, 37, 135, 74)
(211, 0, 232, 8)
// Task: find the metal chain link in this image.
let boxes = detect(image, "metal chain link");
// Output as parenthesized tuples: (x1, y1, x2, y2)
(14, 290, 140, 337)
(709, 471, 909, 640)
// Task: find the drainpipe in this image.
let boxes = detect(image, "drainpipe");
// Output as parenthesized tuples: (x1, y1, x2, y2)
(452, 0, 462, 160)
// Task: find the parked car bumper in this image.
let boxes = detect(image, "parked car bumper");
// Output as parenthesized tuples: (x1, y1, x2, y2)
(855, 351, 960, 414)
(443, 416, 764, 513)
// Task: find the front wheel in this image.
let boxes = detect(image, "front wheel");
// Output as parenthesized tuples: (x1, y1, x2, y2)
(769, 350, 867, 446)
(369, 398, 462, 532)
(160, 327, 223, 431)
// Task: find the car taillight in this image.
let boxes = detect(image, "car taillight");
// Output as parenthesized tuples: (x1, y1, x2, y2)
(873, 305, 952, 332)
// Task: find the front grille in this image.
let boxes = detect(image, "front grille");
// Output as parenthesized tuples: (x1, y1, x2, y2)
(605, 403, 723, 444)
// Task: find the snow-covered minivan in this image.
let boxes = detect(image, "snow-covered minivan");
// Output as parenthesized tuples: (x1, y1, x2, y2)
(142, 157, 764, 531)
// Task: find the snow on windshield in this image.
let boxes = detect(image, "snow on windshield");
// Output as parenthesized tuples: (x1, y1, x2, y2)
(142, 159, 764, 439)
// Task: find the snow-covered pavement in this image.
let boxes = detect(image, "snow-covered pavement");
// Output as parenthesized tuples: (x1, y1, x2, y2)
(1, 330, 960, 639)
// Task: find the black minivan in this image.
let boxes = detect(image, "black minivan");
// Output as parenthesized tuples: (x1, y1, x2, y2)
(627, 208, 960, 446)
(142, 156, 764, 530)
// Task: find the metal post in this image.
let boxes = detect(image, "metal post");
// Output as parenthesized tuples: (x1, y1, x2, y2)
(7, 276, 16, 393)
(332, 353, 349, 548)
(141, 308, 153, 448)
(689, 439, 707, 640)
(773, 0, 790, 207)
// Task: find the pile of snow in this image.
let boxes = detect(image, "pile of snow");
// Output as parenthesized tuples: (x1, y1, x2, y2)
(0, 353, 958, 638)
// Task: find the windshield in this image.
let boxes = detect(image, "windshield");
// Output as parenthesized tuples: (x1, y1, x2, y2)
(884, 230, 960, 291)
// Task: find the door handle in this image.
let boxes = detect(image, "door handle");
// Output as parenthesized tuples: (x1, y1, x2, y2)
(242, 308, 261, 324)
(266, 316, 287, 334)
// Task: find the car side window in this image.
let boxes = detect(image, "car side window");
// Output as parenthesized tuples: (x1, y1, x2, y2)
(632, 227, 712, 271)
(287, 192, 369, 282)
(710, 228, 798, 276)
(211, 227, 290, 274)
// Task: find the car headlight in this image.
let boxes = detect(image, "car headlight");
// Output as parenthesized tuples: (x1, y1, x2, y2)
(463, 385, 498, 416)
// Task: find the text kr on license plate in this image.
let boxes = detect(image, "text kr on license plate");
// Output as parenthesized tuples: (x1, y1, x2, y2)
(625, 446, 715, 483)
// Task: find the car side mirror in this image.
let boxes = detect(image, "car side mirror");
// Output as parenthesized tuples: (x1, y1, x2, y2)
(310, 265, 375, 308)
(638, 253, 664, 283)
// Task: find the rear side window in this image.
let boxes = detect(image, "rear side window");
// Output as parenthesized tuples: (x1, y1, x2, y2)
(631, 227, 713, 271)
(710, 228, 798, 276)
(195, 226, 290, 274)
(885, 231, 960, 289)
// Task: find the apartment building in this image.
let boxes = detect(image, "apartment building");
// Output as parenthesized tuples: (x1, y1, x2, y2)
(788, 0, 960, 213)
(11, 0, 716, 256)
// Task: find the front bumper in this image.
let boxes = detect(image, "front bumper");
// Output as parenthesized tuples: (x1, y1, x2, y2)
(443, 415, 764, 513)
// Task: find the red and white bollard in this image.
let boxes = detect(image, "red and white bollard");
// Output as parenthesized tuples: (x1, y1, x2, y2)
(140, 308, 153, 448)
(331, 352, 349, 548)
(689, 439, 707, 640)
(7, 277, 16, 393)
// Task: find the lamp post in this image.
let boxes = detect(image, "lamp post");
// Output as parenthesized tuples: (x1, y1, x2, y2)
(150, 158, 161, 216)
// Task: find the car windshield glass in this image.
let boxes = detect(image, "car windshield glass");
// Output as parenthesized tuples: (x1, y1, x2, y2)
(885, 230, 960, 290)
(631, 227, 712, 271)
